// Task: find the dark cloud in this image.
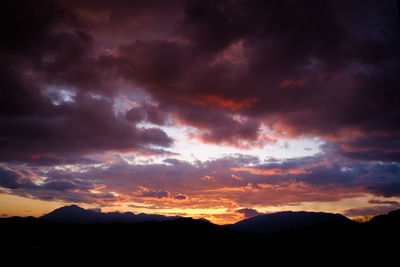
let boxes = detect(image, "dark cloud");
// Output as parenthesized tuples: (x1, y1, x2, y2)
(0, 0, 174, 166)
(0, 94, 173, 165)
(56, 0, 184, 45)
(0, 165, 99, 196)
(178, 0, 245, 55)
(125, 103, 168, 126)
(174, 194, 187, 200)
(140, 189, 169, 199)
(344, 205, 400, 217)
(341, 151, 400, 162)
(1, 0, 400, 218)
(236, 208, 262, 219)
(360, 162, 400, 197)
(368, 199, 400, 206)
(2, 0, 399, 154)
(0, 167, 27, 189)
(170, 104, 261, 146)
(0, 166, 40, 190)
(337, 134, 400, 162)
(366, 182, 400, 198)
(2, 153, 397, 208)
(84, 0, 400, 152)
(43, 180, 78, 192)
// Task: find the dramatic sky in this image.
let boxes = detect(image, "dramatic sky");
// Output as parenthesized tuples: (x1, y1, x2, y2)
(1, 0, 400, 224)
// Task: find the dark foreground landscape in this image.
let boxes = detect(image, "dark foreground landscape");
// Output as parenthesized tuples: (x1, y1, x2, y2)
(1, 206, 400, 264)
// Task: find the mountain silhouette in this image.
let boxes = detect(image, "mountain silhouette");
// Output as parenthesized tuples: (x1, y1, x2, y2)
(367, 208, 400, 225)
(39, 204, 180, 224)
(2, 208, 400, 264)
(228, 211, 352, 234)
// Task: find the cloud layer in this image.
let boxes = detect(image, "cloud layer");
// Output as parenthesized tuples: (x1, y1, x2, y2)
(1, 0, 399, 223)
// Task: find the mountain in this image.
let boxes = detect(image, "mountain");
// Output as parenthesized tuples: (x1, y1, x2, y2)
(228, 211, 352, 234)
(39, 205, 180, 224)
(2, 209, 400, 264)
(367, 208, 400, 225)
(362, 208, 400, 240)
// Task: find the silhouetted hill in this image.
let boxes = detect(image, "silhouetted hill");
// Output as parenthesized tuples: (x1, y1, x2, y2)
(0, 215, 242, 265)
(39, 204, 180, 224)
(367, 208, 400, 225)
(228, 211, 352, 234)
(2, 209, 400, 264)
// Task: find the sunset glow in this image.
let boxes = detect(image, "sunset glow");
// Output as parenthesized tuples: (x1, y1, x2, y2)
(1, 0, 400, 224)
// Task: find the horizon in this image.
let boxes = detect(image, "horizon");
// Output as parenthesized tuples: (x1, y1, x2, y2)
(1, 0, 400, 225)
(1, 202, 394, 225)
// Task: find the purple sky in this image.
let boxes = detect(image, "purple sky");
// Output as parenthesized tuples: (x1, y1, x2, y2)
(1, 0, 399, 224)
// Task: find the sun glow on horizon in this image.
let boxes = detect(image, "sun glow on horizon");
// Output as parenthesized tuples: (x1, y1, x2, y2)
(1, 0, 399, 227)
(3, 191, 399, 225)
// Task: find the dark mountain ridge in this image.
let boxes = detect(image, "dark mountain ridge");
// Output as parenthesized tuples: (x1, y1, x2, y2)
(227, 210, 353, 234)
(39, 204, 181, 224)
(1, 207, 400, 264)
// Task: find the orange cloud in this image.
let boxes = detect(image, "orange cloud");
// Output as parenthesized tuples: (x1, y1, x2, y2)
(92, 184, 107, 191)
(211, 39, 247, 67)
(279, 79, 306, 88)
(231, 167, 309, 175)
(185, 94, 258, 111)
(201, 175, 215, 181)
(231, 174, 243, 181)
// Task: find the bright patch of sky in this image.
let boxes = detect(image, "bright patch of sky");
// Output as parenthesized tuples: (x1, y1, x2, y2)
(113, 93, 324, 165)
(42, 86, 76, 106)
(136, 122, 323, 164)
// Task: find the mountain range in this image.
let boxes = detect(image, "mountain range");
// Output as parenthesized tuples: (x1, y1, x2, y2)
(38, 205, 354, 234)
(2, 206, 400, 264)
(39, 204, 181, 224)
(227, 210, 352, 234)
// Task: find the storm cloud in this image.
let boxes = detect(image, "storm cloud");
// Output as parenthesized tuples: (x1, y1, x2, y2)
(1, 0, 399, 222)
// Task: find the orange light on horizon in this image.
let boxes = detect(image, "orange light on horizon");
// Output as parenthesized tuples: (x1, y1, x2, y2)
(231, 167, 309, 175)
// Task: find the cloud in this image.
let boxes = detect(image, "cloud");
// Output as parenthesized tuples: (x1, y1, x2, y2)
(43, 180, 78, 192)
(2, 153, 398, 210)
(174, 194, 187, 200)
(0, 167, 26, 189)
(344, 205, 400, 217)
(2, 0, 399, 155)
(368, 199, 400, 206)
(0, 0, 174, 166)
(366, 183, 400, 198)
(1, 0, 400, 220)
(139, 188, 170, 199)
(79, 0, 399, 152)
(0, 166, 38, 190)
(0, 94, 173, 165)
(126, 103, 168, 125)
(235, 208, 262, 219)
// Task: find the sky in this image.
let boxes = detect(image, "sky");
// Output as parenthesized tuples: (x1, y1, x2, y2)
(1, 0, 400, 224)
